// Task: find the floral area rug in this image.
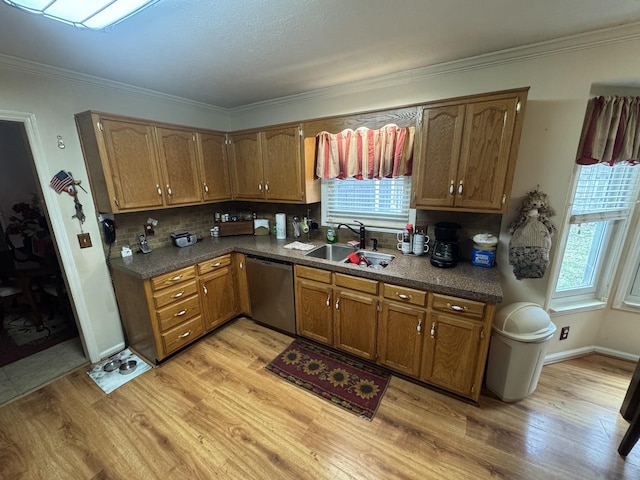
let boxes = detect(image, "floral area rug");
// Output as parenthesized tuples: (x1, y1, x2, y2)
(0, 304, 78, 367)
(265, 339, 390, 421)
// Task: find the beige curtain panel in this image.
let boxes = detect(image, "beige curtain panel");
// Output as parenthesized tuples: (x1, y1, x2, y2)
(576, 96, 640, 166)
(316, 124, 415, 179)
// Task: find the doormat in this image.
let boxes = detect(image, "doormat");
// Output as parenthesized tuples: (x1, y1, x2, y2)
(265, 339, 390, 421)
(0, 306, 78, 367)
(86, 348, 152, 395)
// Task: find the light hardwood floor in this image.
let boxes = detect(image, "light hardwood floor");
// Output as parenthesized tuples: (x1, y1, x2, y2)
(0, 317, 638, 479)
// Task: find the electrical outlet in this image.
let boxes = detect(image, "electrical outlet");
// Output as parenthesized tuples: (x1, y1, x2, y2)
(560, 326, 570, 340)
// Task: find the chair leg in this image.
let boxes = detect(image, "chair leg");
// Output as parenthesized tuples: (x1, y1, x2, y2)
(619, 406, 640, 456)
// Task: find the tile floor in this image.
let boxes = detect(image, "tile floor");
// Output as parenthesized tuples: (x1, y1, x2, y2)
(0, 336, 88, 406)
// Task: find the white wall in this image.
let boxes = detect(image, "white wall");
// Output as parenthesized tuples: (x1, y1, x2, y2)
(4, 27, 640, 361)
(0, 62, 229, 362)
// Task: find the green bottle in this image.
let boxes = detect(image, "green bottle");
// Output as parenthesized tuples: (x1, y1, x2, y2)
(326, 227, 337, 244)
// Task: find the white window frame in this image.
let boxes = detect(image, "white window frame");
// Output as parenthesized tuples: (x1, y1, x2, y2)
(548, 164, 640, 313)
(321, 177, 416, 232)
(612, 206, 640, 311)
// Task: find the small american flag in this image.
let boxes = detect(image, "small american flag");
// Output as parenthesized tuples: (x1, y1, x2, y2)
(50, 170, 74, 193)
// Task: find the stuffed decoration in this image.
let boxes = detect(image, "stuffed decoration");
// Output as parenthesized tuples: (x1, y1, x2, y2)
(508, 188, 556, 236)
(508, 188, 556, 280)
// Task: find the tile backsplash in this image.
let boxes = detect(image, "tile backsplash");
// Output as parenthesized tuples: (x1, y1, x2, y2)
(103, 202, 501, 261)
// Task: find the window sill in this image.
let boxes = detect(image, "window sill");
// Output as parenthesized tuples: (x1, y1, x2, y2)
(549, 299, 607, 315)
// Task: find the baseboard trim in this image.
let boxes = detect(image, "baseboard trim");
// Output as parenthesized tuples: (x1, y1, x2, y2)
(545, 346, 639, 365)
(99, 342, 126, 362)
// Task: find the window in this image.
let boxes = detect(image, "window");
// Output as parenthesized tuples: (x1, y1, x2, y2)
(551, 163, 640, 310)
(321, 177, 414, 230)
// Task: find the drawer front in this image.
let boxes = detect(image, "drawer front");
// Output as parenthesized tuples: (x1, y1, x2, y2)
(334, 273, 378, 295)
(153, 280, 198, 309)
(156, 294, 201, 332)
(161, 316, 204, 356)
(152, 266, 196, 291)
(383, 283, 426, 307)
(198, 254, 232, 275)
(431, 293, 485, 319)
(295, 265, 332, 284)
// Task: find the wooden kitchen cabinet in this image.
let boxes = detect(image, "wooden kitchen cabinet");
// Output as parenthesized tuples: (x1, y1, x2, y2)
(198, 131, 233, 202)
(229, 125, 320, 203)
(377, 284, 427, 377)
(421, 293, 494, 401)
(155, 127, 203, 206)
(412, 88, 528, 214)
(198, 255, 237, 331)
(75, 111, 232, 212)
(233, 253, 251, 316)
(294, 265, 333, 345)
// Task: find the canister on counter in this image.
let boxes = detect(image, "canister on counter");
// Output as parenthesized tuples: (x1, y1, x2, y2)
(471, 233, 498, 267)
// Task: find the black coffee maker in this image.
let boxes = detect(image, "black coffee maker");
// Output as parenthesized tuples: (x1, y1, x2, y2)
(430, 222, 461, 268)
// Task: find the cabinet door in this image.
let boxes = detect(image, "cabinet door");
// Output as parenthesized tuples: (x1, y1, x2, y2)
(455, 97, 517, 211)
(234, 253, 251, 316)
(229, 131, 264, 200)
(377, 302, 424, 377)
(198, 131, 232, 202)
(261, 126, 304, 202)
(199, 266, 237, 331)
(101, 118, 164, 210)
(334, 289, 378, 360)
(413, 104, 465, 209)
(155, 127, 202, 206)
(295, 278, 333, 345)
(420, 312, 483, 398)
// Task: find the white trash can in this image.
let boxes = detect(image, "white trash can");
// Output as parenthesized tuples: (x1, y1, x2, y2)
(485, 302, 556, 402)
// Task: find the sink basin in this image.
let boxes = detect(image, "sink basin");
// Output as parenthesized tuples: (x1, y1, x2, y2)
(344, 251, 395, 269)
(304, 244, 356, 261)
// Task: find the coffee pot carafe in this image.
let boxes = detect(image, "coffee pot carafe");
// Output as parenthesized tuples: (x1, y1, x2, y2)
(430, 222, 461, 268)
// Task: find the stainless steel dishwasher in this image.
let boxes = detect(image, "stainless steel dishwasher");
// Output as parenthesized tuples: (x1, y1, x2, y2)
(245, 255, 296, 334)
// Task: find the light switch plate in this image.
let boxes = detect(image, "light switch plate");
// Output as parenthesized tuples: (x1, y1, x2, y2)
(78, 232, 92, 249)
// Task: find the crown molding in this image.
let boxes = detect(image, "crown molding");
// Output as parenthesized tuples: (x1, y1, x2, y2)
(0, 52, 229, 115)
(230, 21, 640, 114)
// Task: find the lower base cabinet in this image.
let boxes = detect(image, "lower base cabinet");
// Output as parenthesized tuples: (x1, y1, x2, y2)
(294, 265, 495, 402)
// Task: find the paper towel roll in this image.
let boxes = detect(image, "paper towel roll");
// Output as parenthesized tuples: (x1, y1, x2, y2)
(275, 213, 286, 239)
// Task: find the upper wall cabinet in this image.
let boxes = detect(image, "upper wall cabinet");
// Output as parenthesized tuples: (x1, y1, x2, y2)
(197, 131, 232, 202)
(75, 111, 232, 213)
(411, 88, 529, 213)
(229, 125, 320, 204)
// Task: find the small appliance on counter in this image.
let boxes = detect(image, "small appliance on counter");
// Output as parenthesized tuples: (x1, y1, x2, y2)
(430, 222, 461, 268)
(170, 230, 198, 247)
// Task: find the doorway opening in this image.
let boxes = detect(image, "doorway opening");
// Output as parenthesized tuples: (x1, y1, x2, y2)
(0, 119, 87, 405)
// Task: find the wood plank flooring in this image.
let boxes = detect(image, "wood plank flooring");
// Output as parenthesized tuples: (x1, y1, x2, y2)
(1, 317, 639, 479)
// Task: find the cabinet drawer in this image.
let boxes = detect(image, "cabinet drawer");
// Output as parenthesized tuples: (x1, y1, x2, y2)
(383, 283, 426, 307)
(152, 266, 196, 291)
(334, 273, 378, 295)
(431, 293, 485, 319)
(295, 265, 332, 284)
(197, 254, 232, 275)
(156, 294, 201, 332)
(161, 315, 204, 356)
(153, 279, 198, 309)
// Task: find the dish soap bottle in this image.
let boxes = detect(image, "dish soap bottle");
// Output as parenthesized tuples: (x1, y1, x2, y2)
(326, 227, 337, 244)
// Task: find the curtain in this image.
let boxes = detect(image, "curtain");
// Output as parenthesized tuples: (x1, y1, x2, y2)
(576, 96, 640, 166)
(315, 124, 415, 179)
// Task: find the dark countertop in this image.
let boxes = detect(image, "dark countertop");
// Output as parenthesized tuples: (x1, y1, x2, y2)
(109, 235, 503, 303)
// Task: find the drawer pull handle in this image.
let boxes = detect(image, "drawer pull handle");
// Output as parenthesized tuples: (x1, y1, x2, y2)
(430, 322, 436, 338)
(179, 330, 191, 338)
(335, 298, 340, 310)
(417, 320, 422, 335)
(447, 302, 467, 312)
(326, 294, 331, 307)
(170, 275, 183, 282)
(458, 180, 463, 195)
(156, 184, 162, 196)
(204, 184, 209, 193)
(396, 292, 411, 300)
(211, 262, 222, 268)
(172, 291, 185, 299)
(203, 285, 208, 295)
(167, 185, 173, 196)
(174, 309, 187, 317)
(449, 180, 454, 195)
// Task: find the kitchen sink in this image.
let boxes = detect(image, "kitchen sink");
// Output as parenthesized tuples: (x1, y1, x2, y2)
(304, 244, 357, 261)
(345, 251, 395, 269)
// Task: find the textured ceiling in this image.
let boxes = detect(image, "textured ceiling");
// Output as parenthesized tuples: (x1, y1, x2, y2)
(1, 0, 640, 109)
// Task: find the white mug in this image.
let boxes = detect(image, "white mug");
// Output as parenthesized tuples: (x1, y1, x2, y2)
(397, 241, 412, 254)
(413, 233, 430, 256)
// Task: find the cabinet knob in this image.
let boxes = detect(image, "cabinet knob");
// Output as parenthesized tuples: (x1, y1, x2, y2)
(258, 183, 262, 191)
(156, 185, 162, 196)
(167, 185, 173, 196)
(458, 180, 463, 195)
(449, 180, 454, 195)
(265, 182, 269, 192)
(204, 184, 209, 193)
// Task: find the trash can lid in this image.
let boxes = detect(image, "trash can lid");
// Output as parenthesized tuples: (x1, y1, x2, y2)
(493, 302, 556, 342)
